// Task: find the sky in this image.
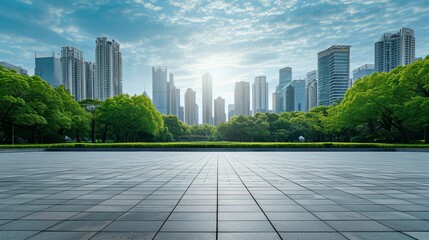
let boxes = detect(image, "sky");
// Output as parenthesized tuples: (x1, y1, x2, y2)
(1, 0, 429, 119)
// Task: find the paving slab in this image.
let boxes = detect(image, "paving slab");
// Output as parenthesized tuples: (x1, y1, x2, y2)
(0, 151, 428, 239)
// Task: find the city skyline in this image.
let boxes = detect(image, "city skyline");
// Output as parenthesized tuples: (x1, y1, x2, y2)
(1, 1, 429, 118)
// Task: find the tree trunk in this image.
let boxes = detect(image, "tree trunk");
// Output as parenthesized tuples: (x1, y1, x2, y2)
(425, 125, 429, 144)
(11, 122, 14, 145)
(91, 120, 96, 143)
(102, 125, 108, 143)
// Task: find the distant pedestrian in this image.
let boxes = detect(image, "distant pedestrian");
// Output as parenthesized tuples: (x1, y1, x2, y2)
(298, 136, 305, 142)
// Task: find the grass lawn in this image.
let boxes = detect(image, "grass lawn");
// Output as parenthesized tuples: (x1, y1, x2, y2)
(0, 142, 428, 149)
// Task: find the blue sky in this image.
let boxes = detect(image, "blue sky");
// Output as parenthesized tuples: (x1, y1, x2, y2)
(1, 0, 429, 114)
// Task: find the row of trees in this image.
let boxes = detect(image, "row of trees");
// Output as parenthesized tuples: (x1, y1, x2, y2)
(210, 56, 428, 143)
(1, 56, 428, 144)
(0, 66, 166, 143)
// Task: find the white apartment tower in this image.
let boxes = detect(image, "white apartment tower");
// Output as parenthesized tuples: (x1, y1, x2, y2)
(95, 37, 122, 101)
(375, 28, 415, 73)
(234, 81, 250, 116)
(252, 76, 268, 114)
(202, 73, 213, 125)
(214, 97, 226, 126)
(61, 46, 85, 101)
(185, 88, 198, 125)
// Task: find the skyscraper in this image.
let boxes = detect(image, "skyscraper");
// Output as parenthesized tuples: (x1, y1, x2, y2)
(172, 88, 180, 116)
(252, 76, 268, 114)
(61, 46, 85, 101)
(85, 61, 95, 99)
(112, 40, 122, 96)
(167, 73, 180, 115)
(95, 37, 122, 101)
(214, 97, 226, 126)
(234, 81, 250, 116)
(152, 66, 168, 114)
(0, 61, 28, 75)
(228, 104, 234, 121)
(179, 106, 185, 122)
(185, 88, 198, 125)
(279, 67, 292, 87)
(353, 64, 375, 83)
(275, 67, 292, 113)
(202, 73, 213, 125)
(375, 28, 415, 73)
(317, 45, 350, 106)
(272, 93, 277, 113)
(35, 53, 61, 87)
(291, 80, 306, 112)
(306, 70, 317, 111)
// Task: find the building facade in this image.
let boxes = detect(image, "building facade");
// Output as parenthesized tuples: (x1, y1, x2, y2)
(202, 73, 213, 125)
(61, 46, 85, 101)
(234, 81, 250, 116)
(185, 88, 198, 125)
(85, 61, 95, 99)
(179, 106, 184, 122)
(0, 61, 28, 75)
(305, 70, 317, 111)
(35, 53, 61, 88)
(214, 97, 226, 126)
(95, 37, 122, 101)
(228, 104, 234, 121)
(317, 45, 350, 106)
(252, 76, 268, 114)
(375, 28, 415, 73)
(353, 64, 375, 83)
(275, 67, 292, 113)
(152, 66, 168, 114)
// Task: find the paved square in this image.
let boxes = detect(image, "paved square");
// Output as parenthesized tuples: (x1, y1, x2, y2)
(0, 151, 428, 239)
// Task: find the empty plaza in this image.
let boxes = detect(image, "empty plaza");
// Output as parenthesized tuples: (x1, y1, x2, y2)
(0, 152, 428, 240)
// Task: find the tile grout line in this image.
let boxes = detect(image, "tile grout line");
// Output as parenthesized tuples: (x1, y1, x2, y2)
(238, 153, 420, 240)
(151, 153, 211, 240)
(233, 154, 349, 240)
(85, 152, 208, 240)
(223, 153, 283, 240)
(216, 153, 219, 240)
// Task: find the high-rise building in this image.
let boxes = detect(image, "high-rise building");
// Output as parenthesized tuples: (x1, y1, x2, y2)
(291, 80, 306, 112)
(279, 67, 292, 88)
(272, 92, 277, 113)
(95, 37, 122, 101)
(85, 61, 95, 99)
(214, 97, 226, 126)
(185, 88, 198, 125)
(152, 66, 168, 114)
(252, 76, 268, 114)
(306, 70, 318, 111)
(35, 53, 61, 87)
(317, 45, 350, 106)
(167, 73, 180, 115)
(179, 106, 184, 122)
(111, 40, 122, 96)
(228, 104, 234, 121)
(61, 46, 85, 101)
(202, 73, 213, 125)
(234, 81, 250, 116)
(276, 79, 306, 112)
(275, 67, 292, 113)
(172, 88, 180, 116)
(353, 64, 375, 83)
(375, 28, 415, 73)
(0, 61, 28, 75)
